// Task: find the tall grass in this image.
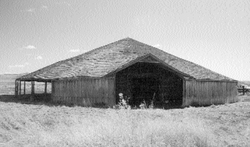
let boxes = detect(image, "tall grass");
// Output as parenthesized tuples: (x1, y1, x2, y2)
(0, 103, 219, 147)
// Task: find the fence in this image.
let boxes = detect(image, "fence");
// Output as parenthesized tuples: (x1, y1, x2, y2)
(238, 86, 250, 95)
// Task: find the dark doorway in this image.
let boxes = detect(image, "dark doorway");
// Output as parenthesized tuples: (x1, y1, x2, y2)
(115, 62, 183, 108)
(131, 77, 159, 107)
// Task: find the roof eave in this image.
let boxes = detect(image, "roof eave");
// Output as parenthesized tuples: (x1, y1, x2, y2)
(16, 77, 58, 82)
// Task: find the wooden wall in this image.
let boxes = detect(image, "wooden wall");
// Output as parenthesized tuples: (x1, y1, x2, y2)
(183, 80, 238, 106)
(51, 77, 116, 106)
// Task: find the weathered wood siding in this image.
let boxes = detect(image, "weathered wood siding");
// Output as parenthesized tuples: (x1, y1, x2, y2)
(51, 77, 115, 106)
(183, 80, 238, 106)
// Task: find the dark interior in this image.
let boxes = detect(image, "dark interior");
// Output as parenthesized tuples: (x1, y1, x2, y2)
(131, 77, 159, 106)
(115, 62, 183, 108)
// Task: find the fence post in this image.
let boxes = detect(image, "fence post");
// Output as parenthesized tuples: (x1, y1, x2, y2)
(15, 80, 18, 97)
(243, 86, 245, 95)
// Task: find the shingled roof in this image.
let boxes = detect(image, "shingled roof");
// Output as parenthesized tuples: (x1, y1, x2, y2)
(18, 38, 235, 81)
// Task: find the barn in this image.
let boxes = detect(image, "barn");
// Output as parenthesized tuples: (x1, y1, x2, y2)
(16, 38, 238, 107)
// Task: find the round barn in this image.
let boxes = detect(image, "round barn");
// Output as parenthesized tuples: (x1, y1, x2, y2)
(16, 38, 238, 108)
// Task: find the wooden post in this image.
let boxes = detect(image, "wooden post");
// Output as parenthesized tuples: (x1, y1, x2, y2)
(182, 80, 186, 107)
(31, 81, 35, 101)
(15, 80, 18, 97)
(44, 81, 47, 101)
(23, 81, 26, 95)
(51, 81, 54, 94)
(44, 82, 47, 94)
(18, 80, 22, 96)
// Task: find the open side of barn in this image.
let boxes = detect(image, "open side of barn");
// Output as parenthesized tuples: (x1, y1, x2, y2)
(14, 79, 52, 101)
(114, 55, 185, 108)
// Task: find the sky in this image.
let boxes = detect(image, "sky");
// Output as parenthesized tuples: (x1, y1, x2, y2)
(0, 0, 249, 81)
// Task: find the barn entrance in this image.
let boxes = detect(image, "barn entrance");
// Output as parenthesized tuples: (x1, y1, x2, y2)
(131, 77, 159, 107)
(115, 60, 184, 108)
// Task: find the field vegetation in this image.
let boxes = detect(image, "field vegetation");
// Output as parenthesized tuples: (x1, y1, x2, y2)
(0, 74, 250, 147)
(0, 74, 24, 95)
(0, 97, 250, 147)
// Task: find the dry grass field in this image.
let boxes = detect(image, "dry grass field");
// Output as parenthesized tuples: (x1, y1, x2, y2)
(0, 74, 250, 147)
(0, 74, 23, 95)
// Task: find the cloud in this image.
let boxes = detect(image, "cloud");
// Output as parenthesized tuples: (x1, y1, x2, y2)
(25, 8, 36, 12)
(41, 5, 48, 9)
(23, 5, 48, 13)
(9, 62, 30, 68)
(56, 2, 71, 6)
(36, 56, 43, 60)
(24, 62, 30, 65)
(69, 49, 80, 53)
(25, 45, 36, 49)
(19, 45, 36, 50)
(153, 44, 161, 48)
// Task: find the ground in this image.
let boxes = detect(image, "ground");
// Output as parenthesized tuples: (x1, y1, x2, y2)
(0, 74, 250, 147)
(0, 95, 249, 147)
